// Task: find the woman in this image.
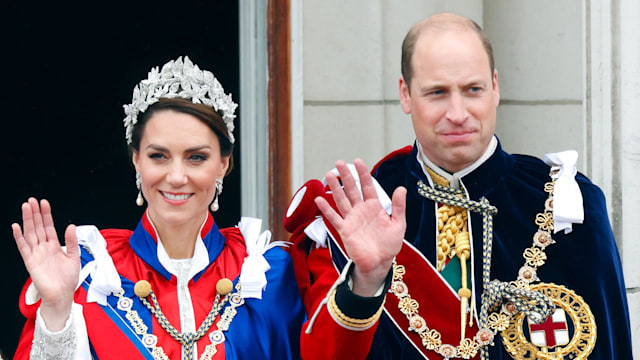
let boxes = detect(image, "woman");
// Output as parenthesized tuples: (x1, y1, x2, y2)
(12, 56, 305, 360)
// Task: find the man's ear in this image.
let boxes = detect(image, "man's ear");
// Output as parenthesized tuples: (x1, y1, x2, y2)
(492, 69, 500, 107)
(399, 76, 412, 115)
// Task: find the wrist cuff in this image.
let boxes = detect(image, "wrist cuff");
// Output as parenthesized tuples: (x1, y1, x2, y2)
(328, 265, 393, 328)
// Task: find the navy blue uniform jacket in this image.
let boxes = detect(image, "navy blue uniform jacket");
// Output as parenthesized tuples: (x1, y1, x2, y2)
(364, 142, 633, 359)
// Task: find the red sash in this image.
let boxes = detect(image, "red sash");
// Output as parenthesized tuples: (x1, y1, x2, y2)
(327, 226, 480, 360)
(284, 174, 481, 359)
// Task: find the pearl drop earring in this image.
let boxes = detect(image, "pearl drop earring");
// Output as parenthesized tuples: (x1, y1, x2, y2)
(136, 172, 144, 207)
(210, 178, 224, 212)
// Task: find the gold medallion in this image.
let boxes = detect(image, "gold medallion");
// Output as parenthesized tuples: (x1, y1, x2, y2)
(501, 283, 596, 359)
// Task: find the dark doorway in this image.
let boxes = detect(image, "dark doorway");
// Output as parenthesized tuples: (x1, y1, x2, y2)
(1, 1, 240, 356)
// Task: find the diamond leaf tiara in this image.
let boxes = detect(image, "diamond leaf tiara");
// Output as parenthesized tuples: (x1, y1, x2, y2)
(123, 56, 238, 145)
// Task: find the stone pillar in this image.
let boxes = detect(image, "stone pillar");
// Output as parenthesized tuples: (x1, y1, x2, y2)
(618, 0, 640, 355)
(586, 0, 639, 354)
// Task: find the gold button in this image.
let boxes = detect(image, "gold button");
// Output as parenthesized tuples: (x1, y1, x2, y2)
(134, 280, 152, 298)
(216, 278, 233, 295)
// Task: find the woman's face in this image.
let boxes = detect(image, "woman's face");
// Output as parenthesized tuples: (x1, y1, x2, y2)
(132, 109, 229, 230)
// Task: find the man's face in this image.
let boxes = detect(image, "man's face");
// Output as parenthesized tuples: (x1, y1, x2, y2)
(399, 29, 500, 173)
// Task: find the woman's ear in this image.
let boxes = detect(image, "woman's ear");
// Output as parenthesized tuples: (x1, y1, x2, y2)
(218, 156, 230, 178)
(132, 151, 140, 173)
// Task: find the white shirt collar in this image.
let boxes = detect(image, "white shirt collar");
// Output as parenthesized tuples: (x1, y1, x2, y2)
(416, 136, 498, 189)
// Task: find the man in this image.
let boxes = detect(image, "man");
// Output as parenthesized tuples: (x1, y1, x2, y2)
(284, 13, 633, 359)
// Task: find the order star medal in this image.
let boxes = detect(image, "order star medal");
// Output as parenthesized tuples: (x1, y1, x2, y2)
(501, 282, 596, 359)
(498, 176, 596, 359)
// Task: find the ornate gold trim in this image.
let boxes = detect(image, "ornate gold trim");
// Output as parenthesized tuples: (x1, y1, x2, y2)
(327, 288, 385, 329)
(501, 283, 596, 359)
(498, 179, 597, 359)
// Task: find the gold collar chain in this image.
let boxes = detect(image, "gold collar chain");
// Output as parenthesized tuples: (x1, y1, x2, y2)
(398, 176, 568, 359)
(390, 261, 486, 359)
(483, 180, 558, 337)
(113, 280, 244, 360)
(499, 178, 597, 359)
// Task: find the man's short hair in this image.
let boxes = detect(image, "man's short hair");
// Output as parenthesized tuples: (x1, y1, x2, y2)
(400, 13, 495, 91)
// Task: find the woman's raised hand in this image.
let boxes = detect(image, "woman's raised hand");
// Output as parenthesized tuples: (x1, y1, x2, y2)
(12, 198, 80, 331)
(314, 159, 406, 297)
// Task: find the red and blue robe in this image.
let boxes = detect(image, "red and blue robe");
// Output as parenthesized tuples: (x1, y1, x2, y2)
(15, 212, 305, 360)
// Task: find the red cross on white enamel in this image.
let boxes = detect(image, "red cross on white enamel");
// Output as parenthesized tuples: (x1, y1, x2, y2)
(528, 309, 569, 347)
